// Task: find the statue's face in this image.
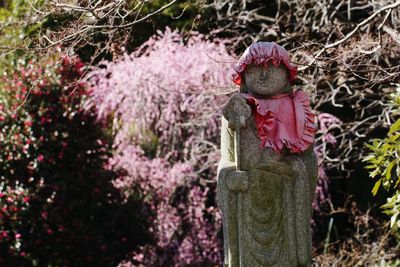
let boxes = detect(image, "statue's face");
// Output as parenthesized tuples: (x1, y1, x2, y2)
(242, 64, 291, 96)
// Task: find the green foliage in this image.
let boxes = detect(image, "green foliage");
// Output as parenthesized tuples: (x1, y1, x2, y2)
(0, 0, 42, 74)
(382, 194, 400, 229)
(364, 86, 400, 228)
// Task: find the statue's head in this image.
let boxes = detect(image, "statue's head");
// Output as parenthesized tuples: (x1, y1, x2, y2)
(233, 42, 297, 97)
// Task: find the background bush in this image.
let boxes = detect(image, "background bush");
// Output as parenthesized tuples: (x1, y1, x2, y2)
(364, 87, 400, 228)
(0, 55, 151, 266)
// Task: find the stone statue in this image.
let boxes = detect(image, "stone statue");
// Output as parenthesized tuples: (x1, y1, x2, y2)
(217, 42, 318, 267)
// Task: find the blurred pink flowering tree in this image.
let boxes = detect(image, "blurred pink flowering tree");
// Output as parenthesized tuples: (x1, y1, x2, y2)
(86, 28, 234, 266)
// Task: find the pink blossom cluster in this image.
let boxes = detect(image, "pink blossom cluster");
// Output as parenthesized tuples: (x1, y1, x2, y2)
(87, 28, 234, 266)
(0, 181, 30, 261)
(314, 112, 343, 210)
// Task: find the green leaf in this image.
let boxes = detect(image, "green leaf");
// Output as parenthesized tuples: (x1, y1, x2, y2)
(373, 139, 383, 148)
(390, 212, 399, 228)
(372, 179, 382, 196)
(369, 168, 380, 178)
(383, 180, 391, 191)
(362, 154, 375, 162)
(389, 119, 400, 134)
(365, 164, 377, 169)
(365, 143, 376, 151)
(389, 133, 400, 142)
(395, 176, 400, 187)
(386, 160, 397, 180)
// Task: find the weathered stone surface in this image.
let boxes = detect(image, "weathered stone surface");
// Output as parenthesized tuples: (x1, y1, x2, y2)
(218, 63, 318, 267)
(240, 64, 292, 96)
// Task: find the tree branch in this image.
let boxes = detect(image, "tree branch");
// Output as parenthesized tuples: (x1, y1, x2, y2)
(299, 1, 400, 71)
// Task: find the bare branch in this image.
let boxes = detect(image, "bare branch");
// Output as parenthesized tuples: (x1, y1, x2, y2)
(299, 1, 400, 71)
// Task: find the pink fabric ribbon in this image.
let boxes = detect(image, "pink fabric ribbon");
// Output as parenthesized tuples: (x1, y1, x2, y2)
(243, 90, 316, 153)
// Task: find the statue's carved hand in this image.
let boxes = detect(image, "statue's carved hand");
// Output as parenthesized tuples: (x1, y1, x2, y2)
(222, 93, 252, 130)
(226, 171, 249, 192)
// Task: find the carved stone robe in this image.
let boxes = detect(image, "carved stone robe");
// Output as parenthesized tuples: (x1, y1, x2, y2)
(217, 112, 318, 267)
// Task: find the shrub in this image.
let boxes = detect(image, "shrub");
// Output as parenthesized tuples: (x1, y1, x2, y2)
(0, 54, 151, 266)
(364, 86, 400, 228)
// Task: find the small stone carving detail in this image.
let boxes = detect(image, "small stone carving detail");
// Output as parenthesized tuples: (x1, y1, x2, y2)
(218, 42, 318, 267)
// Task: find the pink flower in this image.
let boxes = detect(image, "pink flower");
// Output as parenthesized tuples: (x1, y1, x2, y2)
(37, 154, 44, 162)
(24, 120, 32, 127)
(41, 211, 48, 219)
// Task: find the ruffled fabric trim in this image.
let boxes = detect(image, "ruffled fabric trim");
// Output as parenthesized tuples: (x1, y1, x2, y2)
(243, 90, 316, 154)
(233, 42, 298, 86)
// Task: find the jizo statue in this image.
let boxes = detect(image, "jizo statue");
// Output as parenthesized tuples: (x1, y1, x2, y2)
(217, 42, 318, 267)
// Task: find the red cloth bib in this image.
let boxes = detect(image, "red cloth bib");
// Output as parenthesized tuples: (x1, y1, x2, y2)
(243, 90, 316, 153)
